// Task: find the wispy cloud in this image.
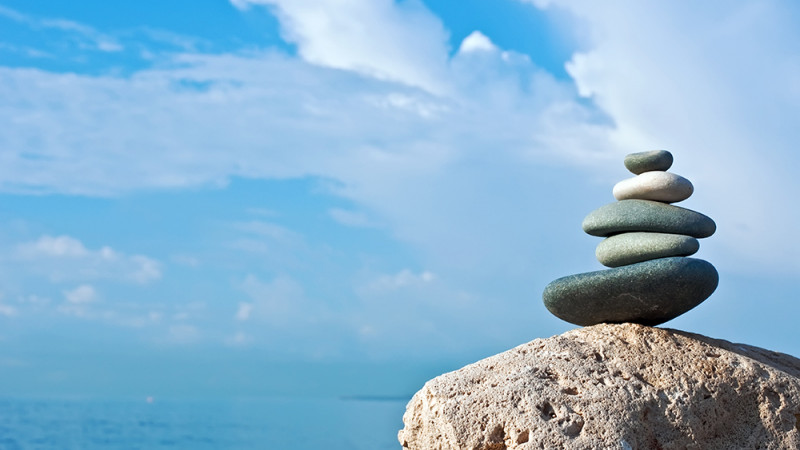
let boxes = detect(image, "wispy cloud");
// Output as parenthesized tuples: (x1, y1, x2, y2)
(232, 221, 302, 242)
(359, 269, 436, 294)
(0, 42, 53, 58)
(58, 284, 98, 317)
(238, 274, 309, 325)
(15, 235, 162, 284)
(328, 208, 378, 228)
(224, 330, 252, 346)
(227, 220, 312, 272)
(235, 302, 253, 321)
(21, 235, 92, 258)
(0, 4, 122, 52)
(0, 5, 25, 22)
(63, 284, 97, 304)
(166, 324, 201, 344)
(0, 301, 17, 317)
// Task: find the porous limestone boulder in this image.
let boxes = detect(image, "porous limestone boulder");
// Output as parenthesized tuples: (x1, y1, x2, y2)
(398, 323, 800, 449)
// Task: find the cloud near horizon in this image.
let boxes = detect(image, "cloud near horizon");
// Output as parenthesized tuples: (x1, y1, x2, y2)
(13, 235, 162, 284)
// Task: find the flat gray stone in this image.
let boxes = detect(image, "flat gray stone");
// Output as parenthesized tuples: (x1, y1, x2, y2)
(624, 150, 673, 174)
(542, 257, 718, 326)
(596, 232, 699, 267)
(612, 171, 693, 203)
(582, 199, 716, 238)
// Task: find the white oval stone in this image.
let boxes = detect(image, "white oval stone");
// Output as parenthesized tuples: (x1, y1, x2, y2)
(613, 171, 693, 203)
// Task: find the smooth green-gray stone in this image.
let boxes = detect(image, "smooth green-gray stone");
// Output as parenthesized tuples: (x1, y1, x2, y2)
(542, 257, 718, 326)
(624, 150, 673, 174)
(596, 232, 699, 267)
(582, 199, 716, 238)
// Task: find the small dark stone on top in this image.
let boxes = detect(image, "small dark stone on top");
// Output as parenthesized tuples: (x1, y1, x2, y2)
(624, 150, 673, 174)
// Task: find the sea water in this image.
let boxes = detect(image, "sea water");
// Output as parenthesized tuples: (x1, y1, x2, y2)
(0, 396, 407, 449)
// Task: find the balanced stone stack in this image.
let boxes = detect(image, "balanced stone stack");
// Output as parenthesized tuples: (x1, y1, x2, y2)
(543, 150, 719, 326)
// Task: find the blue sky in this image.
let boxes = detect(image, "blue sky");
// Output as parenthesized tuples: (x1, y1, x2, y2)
(1, 0, 800, 399)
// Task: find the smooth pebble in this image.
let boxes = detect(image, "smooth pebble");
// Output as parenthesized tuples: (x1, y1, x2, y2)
(624, 150, 673, 175)
(542, 257, 718, 326)
(613, 171, 693, 203)
(582, 199, 716, 238)
(596, 232, 699, 267)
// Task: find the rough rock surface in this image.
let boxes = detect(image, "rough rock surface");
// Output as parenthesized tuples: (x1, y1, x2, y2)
(399, 324, 800, 449)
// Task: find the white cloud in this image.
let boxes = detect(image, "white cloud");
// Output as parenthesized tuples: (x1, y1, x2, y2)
(129, 256, 162, 284)
(225, 331, 253, 346)
(167, 324, 200, 344)
(0, 303, 17, 317)
(18, 295, 50, 306)
(360, 269, 436, 294)
(63, 284, 96, 304)
(328, 208, 378, 228)
(170, 254, 200, 267)
(364, 92, 448, 119)
(21, 235, 89, 258)
(235, 302, 253, 321)
(228, 221, 311, 270)
(58, 302, 92, 318)
(233, 221, 300, 242)
(15, 235, 162, 284)
(0, 357, 27, 367)
(231, 0, 451, 94)
(349, 267, 499, 357)
(59, 284, 99, 319)
(239, 274, 308, 324)
(459, 31, 497, 54)
(0, 5, 122, 53)
(0, 5, 26, 22)
(0, 42, 53, 59)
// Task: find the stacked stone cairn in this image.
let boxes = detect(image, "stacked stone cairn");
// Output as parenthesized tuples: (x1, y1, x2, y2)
(543, 150, 719, 326)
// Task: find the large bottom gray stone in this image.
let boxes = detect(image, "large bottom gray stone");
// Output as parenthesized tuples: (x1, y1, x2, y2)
(543, 257, 718, 326)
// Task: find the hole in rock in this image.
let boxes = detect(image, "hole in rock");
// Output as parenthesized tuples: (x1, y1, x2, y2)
(538, 402, 557, 420)
(488, 424, 505, 442)
(482, 425, 508, 450)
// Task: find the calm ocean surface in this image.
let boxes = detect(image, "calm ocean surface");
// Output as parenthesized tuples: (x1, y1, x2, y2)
(0, 396, 407, 449)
